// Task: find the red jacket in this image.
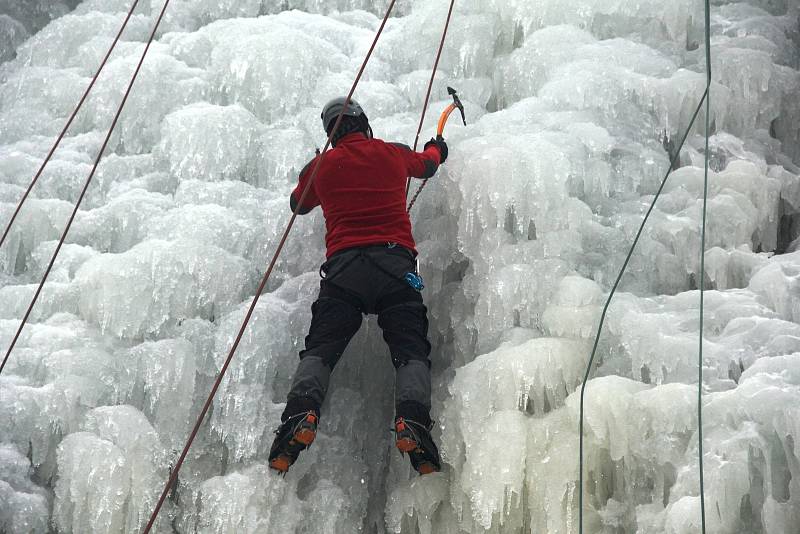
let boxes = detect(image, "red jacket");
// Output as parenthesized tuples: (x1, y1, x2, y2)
(290, 133, 442, 258)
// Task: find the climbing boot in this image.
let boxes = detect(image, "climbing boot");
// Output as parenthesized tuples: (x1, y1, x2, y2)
(394, 417, 441, 475)
(268, 411, 318, 474)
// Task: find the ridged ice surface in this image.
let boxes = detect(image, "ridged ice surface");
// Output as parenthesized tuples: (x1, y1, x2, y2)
(1, 0, 799, 532)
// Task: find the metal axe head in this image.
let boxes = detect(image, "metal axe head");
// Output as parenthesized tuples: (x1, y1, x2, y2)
(446, 86, 466, 126)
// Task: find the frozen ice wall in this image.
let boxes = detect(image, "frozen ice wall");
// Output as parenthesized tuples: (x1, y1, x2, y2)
(1, 0, 799, 532)
(0, 0, 82, 63)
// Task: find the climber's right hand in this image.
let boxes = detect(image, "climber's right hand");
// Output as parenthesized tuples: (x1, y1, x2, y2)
(424, 137, 448, 164)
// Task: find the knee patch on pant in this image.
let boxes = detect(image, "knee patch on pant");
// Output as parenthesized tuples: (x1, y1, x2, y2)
(395, 360, 431, 411)
(287, 356, 330, 409)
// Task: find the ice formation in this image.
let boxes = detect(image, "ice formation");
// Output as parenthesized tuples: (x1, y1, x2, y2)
(1, 0, 799, 532)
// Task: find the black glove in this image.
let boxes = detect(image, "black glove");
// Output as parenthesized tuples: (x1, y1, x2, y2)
(424, 137, 448, 164)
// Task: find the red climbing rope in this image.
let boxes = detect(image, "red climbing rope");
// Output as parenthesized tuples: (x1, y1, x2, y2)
(405, 0, 457, 205)
(0, 0, 171, 377)
(141, 1, 398, 531)
(0, 0, 141, 250)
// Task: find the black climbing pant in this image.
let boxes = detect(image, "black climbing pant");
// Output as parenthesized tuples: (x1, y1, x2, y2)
(282, 244, 432, 426)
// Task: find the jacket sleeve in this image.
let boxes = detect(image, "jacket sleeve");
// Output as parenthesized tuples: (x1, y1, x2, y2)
(289, 156, 321, 214)
(388, 142, 441, 179)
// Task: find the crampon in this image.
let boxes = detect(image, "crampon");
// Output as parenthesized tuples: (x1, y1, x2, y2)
(394, 417, 441, 475)
(268, 411, 318, 474)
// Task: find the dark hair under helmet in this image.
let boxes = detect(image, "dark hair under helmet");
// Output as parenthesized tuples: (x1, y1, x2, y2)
(320, 97, 368, 134)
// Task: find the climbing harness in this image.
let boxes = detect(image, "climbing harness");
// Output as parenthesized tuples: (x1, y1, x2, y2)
(320, 244, 424, 294)
(365, 246, 425, 292)
(577, 1, 711, 532)
(0, 0, 170, 377)
(0, 0, 142, 251)
(407, 86, 466, 212)
(142, 1, 402, 531)
(381, 243, 425, 292)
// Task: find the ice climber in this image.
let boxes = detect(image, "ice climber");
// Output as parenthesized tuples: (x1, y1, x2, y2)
(268, 97, 448, 476)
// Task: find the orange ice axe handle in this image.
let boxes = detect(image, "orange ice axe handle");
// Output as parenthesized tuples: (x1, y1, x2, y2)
(436, 86, 466, 141)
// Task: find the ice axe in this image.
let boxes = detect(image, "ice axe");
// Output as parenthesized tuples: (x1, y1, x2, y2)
(435, 86, 466, 141)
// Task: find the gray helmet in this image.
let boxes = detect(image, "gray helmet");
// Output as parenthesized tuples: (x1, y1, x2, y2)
(320, 97, 367, 133)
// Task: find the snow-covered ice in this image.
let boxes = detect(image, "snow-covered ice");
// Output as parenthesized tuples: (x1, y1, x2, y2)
(1, 0, 799, 532)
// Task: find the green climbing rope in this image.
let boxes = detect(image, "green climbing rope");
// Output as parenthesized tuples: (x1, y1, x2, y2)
(578, 0, 712, 531)
(698, 0, 712, 529)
